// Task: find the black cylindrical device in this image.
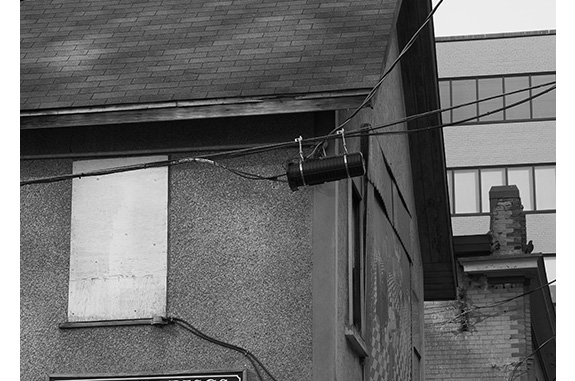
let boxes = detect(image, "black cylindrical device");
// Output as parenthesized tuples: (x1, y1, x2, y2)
(286, 152, 366, 191)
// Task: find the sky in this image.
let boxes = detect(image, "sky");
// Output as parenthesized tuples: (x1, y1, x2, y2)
(432, 0, 557, 37)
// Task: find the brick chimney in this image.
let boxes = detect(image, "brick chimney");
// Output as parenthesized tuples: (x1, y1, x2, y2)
(489, 185, 527, 255)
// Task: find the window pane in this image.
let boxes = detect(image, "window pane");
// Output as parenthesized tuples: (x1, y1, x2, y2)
(531, 74, 556, 119)
(451, 79, 477, 123)
(478, 78, 504, 122)
(446, 170, 454, 214)
(507, 167, 534, 211)
(481, 168, 506, 212)
(504, 76, 531, 120)
(351, 187, 362, 331)
(454, 169, 479, 213)
(535, 166, 556, 210)
(439, 80, 451, 124)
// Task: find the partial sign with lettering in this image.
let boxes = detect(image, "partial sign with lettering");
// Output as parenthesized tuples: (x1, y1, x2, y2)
(49, 370, 247, 381)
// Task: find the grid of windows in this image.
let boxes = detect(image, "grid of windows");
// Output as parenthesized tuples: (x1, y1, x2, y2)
(446, 164, 556, 215)
(439, 73, 556, 124)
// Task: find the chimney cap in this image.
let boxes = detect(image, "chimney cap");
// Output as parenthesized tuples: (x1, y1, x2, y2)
(489, 185, 520, 200)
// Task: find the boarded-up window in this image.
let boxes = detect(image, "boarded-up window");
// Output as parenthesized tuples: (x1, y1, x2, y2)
(68, 156, 168, 322)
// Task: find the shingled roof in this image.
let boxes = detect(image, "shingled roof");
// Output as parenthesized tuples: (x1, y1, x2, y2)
(20, 0, 398, 111)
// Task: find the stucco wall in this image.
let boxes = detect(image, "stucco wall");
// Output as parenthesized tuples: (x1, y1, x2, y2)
(21, 146, 315, 380)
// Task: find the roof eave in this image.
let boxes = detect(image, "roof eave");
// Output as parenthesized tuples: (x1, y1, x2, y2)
(20, 90, 370, 129)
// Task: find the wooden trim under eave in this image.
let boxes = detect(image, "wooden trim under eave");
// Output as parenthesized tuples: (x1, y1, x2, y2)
(20, 92, 369, 129)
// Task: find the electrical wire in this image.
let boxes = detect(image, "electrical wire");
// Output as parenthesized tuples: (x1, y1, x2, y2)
(20, 80, 555, 187)
(306, 0, 445, 158)
(348, 80, 555, 137)
(19, 156, 287, 186)
(168, 317, 279, 381)
(508, 335, 555, 381)
(345, 83, 556, 138)
(431, 279, 556, 328)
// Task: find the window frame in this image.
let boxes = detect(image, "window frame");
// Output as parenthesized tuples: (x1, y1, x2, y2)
(447, 163, 556, 216)
(439, 72, 556, 125)
(348, 177, 366, 334)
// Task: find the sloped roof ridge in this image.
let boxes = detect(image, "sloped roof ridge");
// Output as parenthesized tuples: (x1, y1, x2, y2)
(21, 0, 398, 111)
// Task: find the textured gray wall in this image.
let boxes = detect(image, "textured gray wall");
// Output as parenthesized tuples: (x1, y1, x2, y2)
(21, 145, 314, 380)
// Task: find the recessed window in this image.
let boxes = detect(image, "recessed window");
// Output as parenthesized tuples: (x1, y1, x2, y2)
(348, 179, 365, 336)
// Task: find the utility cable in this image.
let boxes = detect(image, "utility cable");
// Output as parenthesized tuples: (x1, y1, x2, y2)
(432, 279, 556, 328)
(306, 0, 445, 158)
(508, 335, 555, 381)
(168, 317, 279, 381)
(345, 83, 556, 139)
(350, 80, 555, 136)
(20, 156, 287, 187)
(20, 81, 555, 187)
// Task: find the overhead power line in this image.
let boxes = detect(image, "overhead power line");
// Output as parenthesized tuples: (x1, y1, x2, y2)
(19, 80, 555, 187)
(429, 279, 557, 328)
(307, 0, 445, 158)
(347, 82, 556, 138)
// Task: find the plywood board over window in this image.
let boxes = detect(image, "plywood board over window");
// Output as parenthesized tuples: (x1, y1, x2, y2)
(68, 156, 168, 322)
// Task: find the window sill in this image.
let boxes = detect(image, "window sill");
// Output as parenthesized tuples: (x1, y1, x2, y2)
(452, 209, 556, 217)
(59, 317, 168, 329)
(345, 325, 369, 358)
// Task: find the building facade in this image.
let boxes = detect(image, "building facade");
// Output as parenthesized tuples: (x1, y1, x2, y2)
(424, 186, 556, 381)
(423, 30, 557, 381)
(20, 1, 454, 380)
(435, 30, 556, 301)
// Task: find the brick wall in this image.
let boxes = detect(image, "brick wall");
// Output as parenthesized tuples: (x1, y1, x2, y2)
(425, 277, 532, 380)
(425, 186, 537, 380)
(489, 186, 527, 255)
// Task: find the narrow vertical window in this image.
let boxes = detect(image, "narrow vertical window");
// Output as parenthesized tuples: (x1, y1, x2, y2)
(480, 168, 506, 213)
(531, 74, 556, 119)
(507, 167, 534, 211)
(348, 179, 365, 336)
(478, 77, 504, 122)
(438, 80, 451, 124)
(504, 76, 531, 120)
(534, 166, 556, 210)
(451, 79, 478, 123)
(446, 170, 454, 214)
(454, 169, 480, 214)
(68, 156, 168, 322)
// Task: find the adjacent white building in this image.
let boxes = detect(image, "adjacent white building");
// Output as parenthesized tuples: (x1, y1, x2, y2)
(435, 30, 556, 301)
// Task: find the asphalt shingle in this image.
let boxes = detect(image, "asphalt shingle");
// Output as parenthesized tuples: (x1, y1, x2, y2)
(20, 0, 396, 110)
